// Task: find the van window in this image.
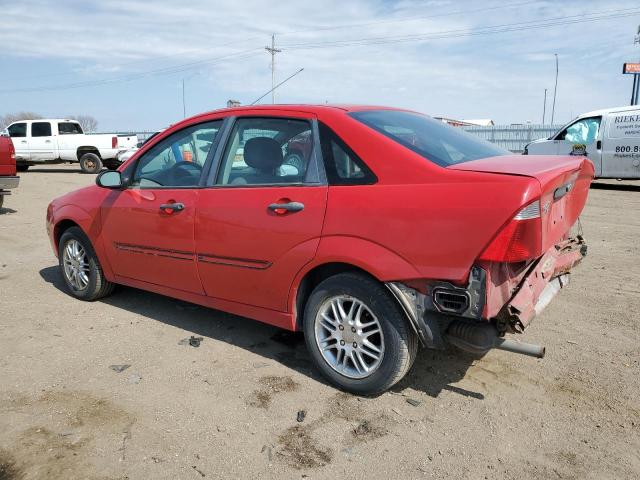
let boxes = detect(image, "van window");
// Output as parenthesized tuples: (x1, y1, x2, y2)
(557, 116, 601, 143)
(32, 122, 52, 137)
(606, 111, 640, 139)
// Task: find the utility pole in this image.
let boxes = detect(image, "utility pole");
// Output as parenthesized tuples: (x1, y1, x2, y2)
(633, 25, 640, 105)
(265, 34, 282, 104)
(551, 53, 558, 125)
(542, 88, 547, 125)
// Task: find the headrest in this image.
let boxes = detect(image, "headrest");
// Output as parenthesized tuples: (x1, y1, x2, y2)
(244, 137, 283, 172)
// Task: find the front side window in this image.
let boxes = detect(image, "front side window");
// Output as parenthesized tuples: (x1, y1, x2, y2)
(58, 122, 83, 135)
(350, 110, 509, 167)
(217, 117, 312, 186)
(131, 120, 222, 188)
(7, 123, 26, 138)
(31, 122, 52, 137)
(557, 116, 601, 144)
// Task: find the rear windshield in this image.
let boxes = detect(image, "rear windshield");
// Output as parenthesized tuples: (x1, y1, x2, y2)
(350, 110, 509, 167)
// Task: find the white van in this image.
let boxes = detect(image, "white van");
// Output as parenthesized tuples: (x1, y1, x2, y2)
(524, 105, 640, 179)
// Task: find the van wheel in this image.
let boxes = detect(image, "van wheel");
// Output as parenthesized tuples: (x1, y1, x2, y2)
(303, 272, 418, 395)
(16, 165, 29, 172)
(79, 153, 102, 174)
(58, 226, 114, 301)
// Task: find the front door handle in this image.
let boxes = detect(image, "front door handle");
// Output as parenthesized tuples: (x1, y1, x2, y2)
(596, 140, 601, 150)
(268, 201, 304, 214)
(159, 202, 185, 214)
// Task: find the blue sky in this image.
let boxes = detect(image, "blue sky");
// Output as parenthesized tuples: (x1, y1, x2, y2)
(1, 0, 639, 131)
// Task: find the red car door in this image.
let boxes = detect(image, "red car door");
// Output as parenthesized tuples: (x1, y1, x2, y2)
(100, 120, 223, 294)
(195, 114, 327, 312)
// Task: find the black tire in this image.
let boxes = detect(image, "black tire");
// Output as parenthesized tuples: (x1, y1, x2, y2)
(16, 164, 29, 172)
(303, 272, 418, 395)
(103, 159, 121, 170)
(58, 226, 114, 301)
(79, 153, 102, 174)
(0, 195, 4, 209)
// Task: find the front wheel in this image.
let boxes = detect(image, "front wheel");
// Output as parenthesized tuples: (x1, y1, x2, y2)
(303, 272, 418, 395)
(79, 153, 102, 174)
(58, 227, 114, 301)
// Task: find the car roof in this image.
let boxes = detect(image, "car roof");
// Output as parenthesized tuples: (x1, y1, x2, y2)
(10, 118, 79, 123)
(192, 104, 412, 119)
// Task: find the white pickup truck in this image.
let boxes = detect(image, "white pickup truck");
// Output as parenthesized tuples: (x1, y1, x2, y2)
(3, 119, 137, 173)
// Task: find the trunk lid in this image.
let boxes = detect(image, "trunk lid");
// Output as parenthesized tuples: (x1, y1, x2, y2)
(450, 154, 594, 252)
(0, 136, 16, 177)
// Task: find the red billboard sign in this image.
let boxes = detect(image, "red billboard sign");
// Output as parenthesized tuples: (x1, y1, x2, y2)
(623, 63, 640, 74)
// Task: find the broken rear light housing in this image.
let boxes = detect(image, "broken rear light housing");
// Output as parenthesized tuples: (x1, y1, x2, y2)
(479, 200, 543, 263)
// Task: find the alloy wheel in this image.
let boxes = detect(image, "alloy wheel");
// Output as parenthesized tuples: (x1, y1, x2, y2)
(62, 239, 90, 291)
(314, 295, 385, 379)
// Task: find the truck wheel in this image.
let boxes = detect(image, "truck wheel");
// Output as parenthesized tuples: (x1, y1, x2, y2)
(303, 272, 418, 395)
(104, 160, 121, 170)
(16, 165, 29, 172)
(58, 226, 114, 301)
(79, 153, 102, 174)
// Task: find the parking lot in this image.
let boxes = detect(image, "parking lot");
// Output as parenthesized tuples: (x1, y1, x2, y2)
(0, 165, 638, 479)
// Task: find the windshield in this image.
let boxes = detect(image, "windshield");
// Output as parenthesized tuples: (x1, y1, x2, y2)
(350, 110, 509, 167)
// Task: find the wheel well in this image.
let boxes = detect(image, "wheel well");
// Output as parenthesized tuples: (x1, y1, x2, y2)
(54, 219, 81, 249)
(294, 262, 378, 330)
(77, 147, 101, 161)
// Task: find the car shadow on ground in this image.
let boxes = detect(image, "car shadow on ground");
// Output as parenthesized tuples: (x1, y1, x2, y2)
(591, 182, 640, 192)
(39, 265, 482, 400)
(24, 168, 85, 174)
(0, 206, 17, 215)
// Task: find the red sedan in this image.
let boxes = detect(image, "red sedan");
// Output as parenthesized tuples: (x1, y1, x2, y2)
(46, 105, 593, 394)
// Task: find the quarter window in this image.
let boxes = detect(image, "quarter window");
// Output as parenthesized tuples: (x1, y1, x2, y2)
(131, 121, 222, 188)
(7, 123, 26, 138)
(32, 122, 52, 137)
(318, 122, 377, 185)
(217, 117, 313, 186)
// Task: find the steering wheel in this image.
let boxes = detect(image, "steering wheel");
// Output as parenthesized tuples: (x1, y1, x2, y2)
(170, 161, 202, 183)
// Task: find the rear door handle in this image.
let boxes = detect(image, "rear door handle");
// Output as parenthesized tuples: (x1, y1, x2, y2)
(159, 202, 185, 213)
(268, 201, 304, 214)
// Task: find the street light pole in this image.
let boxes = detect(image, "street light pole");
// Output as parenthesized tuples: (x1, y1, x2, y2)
(542, 88, 547, 125)
(182, 79, 186, 118)
(551, 53, 558, 125)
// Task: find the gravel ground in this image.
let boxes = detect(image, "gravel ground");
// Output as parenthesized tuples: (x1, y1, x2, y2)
(0, 164, 638, 480)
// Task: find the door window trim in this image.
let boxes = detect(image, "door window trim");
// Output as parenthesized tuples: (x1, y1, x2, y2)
(204, 115, 327, 188)
(123, 118, 227, 190)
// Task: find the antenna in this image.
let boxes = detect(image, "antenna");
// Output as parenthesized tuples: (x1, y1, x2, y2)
(250, 68, 304, 105)
(265, 34, 282, 104)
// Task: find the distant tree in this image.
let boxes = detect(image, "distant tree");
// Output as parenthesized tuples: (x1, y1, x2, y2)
(0, 112, 42, 129)
(68, 115, 98, 133)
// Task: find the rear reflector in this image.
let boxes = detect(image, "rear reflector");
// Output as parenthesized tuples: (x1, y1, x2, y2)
(112, 136, 118, 149)
(479, 200, 542, 263)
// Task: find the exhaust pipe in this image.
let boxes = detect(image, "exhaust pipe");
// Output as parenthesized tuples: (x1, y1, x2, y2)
(446, 321, 545, 358)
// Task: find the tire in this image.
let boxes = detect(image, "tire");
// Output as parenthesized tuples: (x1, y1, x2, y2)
(58, 226, 114, 301)
(104, 160, 121, 170)
(0, 195, 4, 209)
(79, 153, 102, 174)
(303, 272, 418, 395)
(16, 165, 29, 172)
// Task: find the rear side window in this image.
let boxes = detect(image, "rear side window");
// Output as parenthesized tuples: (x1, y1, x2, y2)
(350, 110, 509, 167)
(7, 123, 26, 138)
(32, 122, 52, 137)
(58, 122, 83, 135)
(318, 122, 376, 185)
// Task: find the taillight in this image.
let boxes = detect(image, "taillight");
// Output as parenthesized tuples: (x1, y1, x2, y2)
(112, 136, 118, 148)
(9, 141, 15, 159)
(479, 200, 543, 263)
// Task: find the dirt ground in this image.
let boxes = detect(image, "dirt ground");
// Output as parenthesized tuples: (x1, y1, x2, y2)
(0, 164, 638, 480)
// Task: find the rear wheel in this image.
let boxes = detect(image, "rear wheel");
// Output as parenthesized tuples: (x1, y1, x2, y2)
(16, 165, 29, 172)
(303, 272, 418, 395)
(58, 227, 114, 301)
(79, 153, 102, 174)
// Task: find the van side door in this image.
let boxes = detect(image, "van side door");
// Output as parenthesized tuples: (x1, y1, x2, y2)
(553, 116, 602, 176)
(601, 109, 640, 179)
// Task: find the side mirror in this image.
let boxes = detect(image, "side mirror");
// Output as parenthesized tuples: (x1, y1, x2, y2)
(96, 170, 123, 189)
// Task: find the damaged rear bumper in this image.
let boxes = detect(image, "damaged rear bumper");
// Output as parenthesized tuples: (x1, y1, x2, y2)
(386, 236, 587, 357)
